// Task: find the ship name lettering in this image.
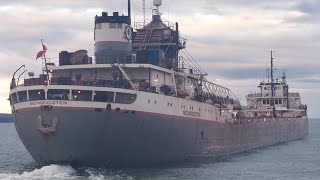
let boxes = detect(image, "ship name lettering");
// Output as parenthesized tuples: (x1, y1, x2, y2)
(29, 101, 68, 106)
(183, 110, 200, 117)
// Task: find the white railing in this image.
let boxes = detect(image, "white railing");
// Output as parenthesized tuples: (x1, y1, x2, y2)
(246, 93, 262, 98)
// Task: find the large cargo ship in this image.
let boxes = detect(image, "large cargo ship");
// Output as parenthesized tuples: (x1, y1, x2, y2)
(8, 0, 308, 167)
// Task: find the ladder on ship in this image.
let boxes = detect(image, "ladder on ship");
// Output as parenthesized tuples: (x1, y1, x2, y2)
(171, 69, 178, 96)
(116, 64, 137, 90)
(289, 98, 300, 108)
(202, 80, 231, 98)
(140, 28, 153, 50)
(292, 110, 302, 117)
(247, 98, 258, 109)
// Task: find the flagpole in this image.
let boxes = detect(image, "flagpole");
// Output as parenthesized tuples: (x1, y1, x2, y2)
(43, 55, 49, 82)
(41, 39, 49, 84)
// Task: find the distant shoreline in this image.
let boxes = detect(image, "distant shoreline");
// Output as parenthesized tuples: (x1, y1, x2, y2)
(0, 113, 13, 123)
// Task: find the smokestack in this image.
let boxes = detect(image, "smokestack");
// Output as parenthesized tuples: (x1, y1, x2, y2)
(176, 22, 179, 45)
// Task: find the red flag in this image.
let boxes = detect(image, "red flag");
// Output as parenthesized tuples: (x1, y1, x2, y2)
(36, 42, 47, 60)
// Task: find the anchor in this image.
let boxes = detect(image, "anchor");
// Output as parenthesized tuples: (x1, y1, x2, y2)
(37, 115, 59, 135)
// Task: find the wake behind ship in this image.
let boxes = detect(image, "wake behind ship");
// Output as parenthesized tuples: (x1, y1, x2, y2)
(9, 0, 308, 167)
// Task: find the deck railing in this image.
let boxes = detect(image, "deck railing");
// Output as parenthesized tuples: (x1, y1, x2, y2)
(246, 93, 262, 98)
(246, 93, 300, 98)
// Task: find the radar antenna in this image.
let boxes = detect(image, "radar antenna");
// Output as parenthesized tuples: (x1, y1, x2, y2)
(282, 72, 287, 84)
(153, 0, 162, 15)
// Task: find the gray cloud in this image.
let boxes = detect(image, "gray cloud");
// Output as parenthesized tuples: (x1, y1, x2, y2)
(296, 0, 320, 14)
(293, 79, 320, 83)
(284, 0, 320, 23)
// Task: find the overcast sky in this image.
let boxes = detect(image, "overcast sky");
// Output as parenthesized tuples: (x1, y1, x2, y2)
(0, 0, 319, 117)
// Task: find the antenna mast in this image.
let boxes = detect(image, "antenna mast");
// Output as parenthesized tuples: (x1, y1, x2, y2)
(271, 51, 274, 98)
(128, 0, 131, 25)
(270, 51, 276, 118)
(143, 0, 146, 26)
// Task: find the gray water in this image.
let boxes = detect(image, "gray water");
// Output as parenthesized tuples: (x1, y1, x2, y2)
(0, 119, 319, 180)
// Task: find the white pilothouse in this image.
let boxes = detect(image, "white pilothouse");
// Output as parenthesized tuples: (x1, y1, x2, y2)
(243, 52, 307, 119)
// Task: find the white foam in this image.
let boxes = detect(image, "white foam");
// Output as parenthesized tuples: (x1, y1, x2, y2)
(0, 164, 76, 180)
(88, 174, 105, 180)
(85, 169, 105, 180)
(85, 169, 135, 180)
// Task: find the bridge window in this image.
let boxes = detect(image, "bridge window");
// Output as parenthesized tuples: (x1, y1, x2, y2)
(115, 92, 137, 104)
(47, 89, 70, 100)
(72, 90, 92, 101)
(17, 91, 28, 102)
(29, 90, 45, 101)
(10, 93, 18, 104)
(94, 91, 114, 102)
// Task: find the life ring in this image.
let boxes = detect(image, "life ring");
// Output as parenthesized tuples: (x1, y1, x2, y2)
(124, 25, 132, 40)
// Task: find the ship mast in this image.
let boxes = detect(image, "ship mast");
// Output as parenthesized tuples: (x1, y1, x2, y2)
(143, 0, 146, 26)
(270, 51, 276, 118)
(128, 0, 131, 25)
(271, 51, 274, 98)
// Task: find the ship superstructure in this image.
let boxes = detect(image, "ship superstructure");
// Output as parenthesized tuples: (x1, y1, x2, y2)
(8, 0, 308, 167)
(244, 52, 308, 119)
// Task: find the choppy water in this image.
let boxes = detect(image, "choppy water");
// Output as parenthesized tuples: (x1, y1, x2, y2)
(0, 119, 319, 180)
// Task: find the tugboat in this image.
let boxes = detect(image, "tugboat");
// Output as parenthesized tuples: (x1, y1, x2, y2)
(8, 0, 308, 167)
